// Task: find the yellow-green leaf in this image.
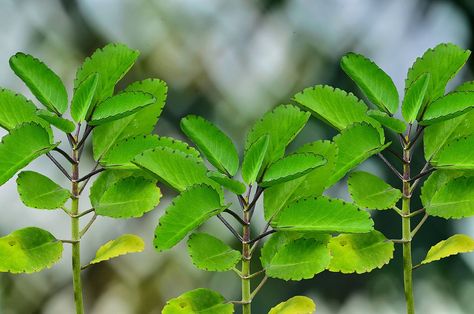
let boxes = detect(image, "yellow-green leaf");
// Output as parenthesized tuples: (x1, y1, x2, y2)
(268, 296, 316, 314)
(162, 288, 234, 314)
(16, 171, 69, 210)
(71, 73, 99, 122)
(402, 73, 430, 122)
(420, 234, 474, 265)
(90, 234, 145, 265)
(242, 134, 269, 184)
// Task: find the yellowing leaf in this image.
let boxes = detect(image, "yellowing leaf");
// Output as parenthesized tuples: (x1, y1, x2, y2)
(90, 234, 145, 265)
(421, 234, 474, 265)
(162, 288, 234, 314)
(268, 296, 316, 314)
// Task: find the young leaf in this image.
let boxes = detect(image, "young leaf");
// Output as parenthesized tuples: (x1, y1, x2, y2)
(272, 196, 373, 233)
(95, 176, 161, 218)
(37, 109, 75, 133)
(431, 134, 474, 169)
(420, 234, 474, 266)
(70, 73, 99, 122)
(162, 288, 234, 314)
(405, 43, 470, 105)
(268, 296, 316, 314)
(133, 146, 214, 192)
(154, 185, 224, 251)
(261, 153, 326, 187)
(327, 230, 394, 274)
(181, 115, 239, 176)
(348, 171, 402, 210)
(92, 79, 167, 160)
(341, 52, 399, 114)
(16, 171, 69, 210)
(329, 122, 388, 186)
(89, 234, 145, 265)
(367, 110, 406, 133)
(402, 73, 430, 123)
(294, 85, 373, 130)
(245, 105, 309, 170)
(0, 227, 63, 273)
(424, 109, 474, 161)
(0, 123, 57, 186)
(9, 53, 68, 114)
(0, 89, 44, 131)
(264, 140, 338, 220)
(421, 92, 474, 125)
(264, 238, 331, 280)
(75, 43, 139, 104)
(101, 135, 161, 169)
(207, 171, 246, 195)
(187, 232, 241, 271)
(425, 176, 474, 219)
(242, 134, 269, 184)
(89, 92, 155, 126)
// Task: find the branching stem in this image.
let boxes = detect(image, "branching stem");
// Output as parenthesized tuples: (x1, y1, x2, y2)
(224, 209, 249, 226)
(46, 153, 72, 181)
(217, 214, 243, 242)
(378, 153, 403, 180)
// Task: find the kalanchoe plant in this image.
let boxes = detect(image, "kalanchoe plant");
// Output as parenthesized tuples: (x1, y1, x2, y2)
(132, 104, 383, 314)
(295, 43, 474, 314)
(0, 43, 167, 314)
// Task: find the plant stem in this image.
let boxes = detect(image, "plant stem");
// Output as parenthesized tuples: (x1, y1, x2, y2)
(242, 206, 251, 314)
(402, 142, 415, 314)
(71, 148, 84, 314)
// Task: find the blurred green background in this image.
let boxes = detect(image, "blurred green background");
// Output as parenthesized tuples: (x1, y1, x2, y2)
(1, 0, 474, 313)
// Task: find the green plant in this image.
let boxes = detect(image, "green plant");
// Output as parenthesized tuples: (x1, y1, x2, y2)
(132, 104, 393, 314)
(0, 43, 167, 314)
(295, 43, 474, 314)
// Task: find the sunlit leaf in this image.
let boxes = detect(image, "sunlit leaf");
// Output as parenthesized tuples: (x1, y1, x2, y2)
(420, 170, 470, 207)
(71, 73, 99, 122)
(101, 135, 161, 169)
(37, 109, 75, 133)
(187, 232, 241, 271)
(421, 92, 474, 125)
(181, 115, 239, 176)
(242, 134, 269, 184)
(0, 227, 63, 273)
(90, 234, 145, 265)
(341, 52, 399, 114)
(402, 73, 430, 122)
(420, 234, 474, 265)
(16, 171, 69, 210)
(431, 134, 474, 169)
(348, 171, 402, 210)
(207, 171, 246, 195)
(162, 288, 234, 314)
(268, 296, 316, 314)
(328, 230, 394, 274)
(9, 53, 67, 114)
(367, 110, 406, 133)
(154, 185, 224, 251)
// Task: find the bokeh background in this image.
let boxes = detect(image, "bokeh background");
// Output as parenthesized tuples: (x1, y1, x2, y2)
(1, 0, 474, 313)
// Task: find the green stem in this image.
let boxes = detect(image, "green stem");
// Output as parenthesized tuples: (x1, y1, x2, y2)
(242, 209, 251, 314)
(71, 149, 84, 314)
(402, 145, 415, 314)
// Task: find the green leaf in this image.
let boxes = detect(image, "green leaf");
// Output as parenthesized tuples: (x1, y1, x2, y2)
(420, 234, 474, 265)
(405, 43, 470, 106)
(367, 110, 406, 133)
(154, 136, 201, 160)
(264, 237, 330, 281)
(90, 234, 145, 265)
(0, 89, 45, 131)
(181, 115, 239, 176)
(207, 171, 246, 195)
(264, 140, 338, 220)
(341, 52, 399, 114)
(187, 232, 241, 271)
(89, 92, 155, 126)
(9, 53, 68, 114)
(261, 153, 326, 187)
(348, 171, 402, 210)
(329, 122, 388, 186)
(0, 227, 63, 273)
(402, 73, 430, 123)
(92, 78, 167, 160)
(268, 296, 316, 314)
(294, 85, 373, 130)
(101, 135, 161, 169)
(242, 134, 269, 184)
(421, 92, 474, 125)
(0, 123, 56, 186)
(420, 170, 470, 207)
(162, 288, 234, 314)
(424, 108, 474, 161)
(133, 146, 213, 192)
(75, 43, 139, 105)
(154, 185, 224, 251)
(95, 176, 161, 218)
(456, 80, 474, 92)
(327, 230, 394, 274)
(37, 109, 75, 133)
(431, 134, 474, 169)
(245, 105, 309, 171)
(16, 171, 69, 210)
(71, 73, 99, 122)
(425, 176, 474, 219)
(272, 196, 373, 233)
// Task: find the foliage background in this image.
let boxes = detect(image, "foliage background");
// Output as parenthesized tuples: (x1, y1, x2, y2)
(0, 0, 474, 313)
